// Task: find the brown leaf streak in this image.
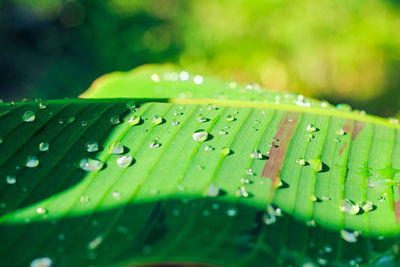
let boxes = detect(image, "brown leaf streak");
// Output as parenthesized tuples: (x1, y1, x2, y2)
(394, 184, 400, 223)
(262, 112, 299, 196)
(352, 121, 365, 141)
(338, 120, 354, 156)
(338, 142, 348, 156)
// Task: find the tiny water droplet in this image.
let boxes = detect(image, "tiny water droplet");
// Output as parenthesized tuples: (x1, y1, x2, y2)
(250, 149, 262, 159)
(226, 115, 236, 122)
(204, 145, 214, 151)
(58, 119, 64, 124)
(6, 175, 16, 185)
(262, 204, 281, 225)
(80, 195, 90, 203)
(39, 142, 49, 152)
(226, 208, 237, 217)
(309, 158, 323, 172)
(109, 142, 124, 154)
(112, 191, 121, 200)
(336, 129, 345, 136)
(39, 103, 47, 109)
(341, 229, 359, 243)
(197, 116, 207, 123)
(152, 115, 163, 125)
(67, 117, 75, 124)
(296, 158, 306, 165)
(26, 156, 39, 168)
(151, 73, 160, 82)
(179, 71, 189, 81)
(110, 115, 120, 125)
(236, 185, 249, 198)
(79, 158, 103, 172)
(357, 200, 374, 213)
(36, 207, 47, 215)
(340, 199, 360, 215)
(192, 130, 208, 142)
(86, 142, 99, 153)
(207, 183, 220, 197)
(88, 235, 103, 250)
(81, 121, 88, 127)
(128, 115, 141, 126)
(150, 140, 161, 149)
(221, 147, 231, 156)
(171, 120, 179, 126)
(306, 124, 317, 132)
(117, 155, 133, 168)
(193, 75, 204, 84)
(30, 257, 52, 267)
(22, 111, 35, 122)
(219, 130, 227, 135)
(240, 177, 250, 184)
(246, 169, 254, 175)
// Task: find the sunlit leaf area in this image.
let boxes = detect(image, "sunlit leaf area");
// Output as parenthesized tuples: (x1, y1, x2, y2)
(1, 1, 400, 267)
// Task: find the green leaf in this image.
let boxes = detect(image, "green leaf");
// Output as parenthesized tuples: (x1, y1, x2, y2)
(1, 66, 400, 266)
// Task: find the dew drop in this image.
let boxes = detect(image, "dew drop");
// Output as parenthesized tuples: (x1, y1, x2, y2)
(245, 169, 254, 175)
(128, 115, 141, 126)
(204, 145, 214, 151)
(306, 124, 317, 132)
(179, 71, 189, 81)
(109, 142, 124, 154)
(39, 142, 49, 152)
(110, 115, 120, 125)
(117, 155, 133, 168)
(219, 130, 227, 135)
(171, 120, 179, 126)
(80, 195, 90, 203)
(150, 140, 161, 149)
(6, 175, 16, 185)
(207, 183, 220, 197)
(250, 149, 262, 159)
(81, 121, 88, 127)
(152, 115, 163, 125)
(39, 103, 47, 109)
(86, 141, 99, 153)
(88, 235, 103, 250)
(226, 115, 236, 122)
(340, 199, 360, 215)
(26, 156, 39, 168)
(22, 111, 35, 122)
(112, 191, 121, 200)
(226, 208, 237, 217)
(151, 73, 160, 82)
(36, 207, 47, 215)
(193, 75, 204, 85)
(357, 200, 374, 213)
(296, 158, 306, 166)
(221, 147, 231, 156)
(336, 129, 345, 136)
(79, 158, 103, 172)
(67, 117, 75, 124)
(236, 185, 249, 198)
(262, 204, 281, 225)
(340, 229, 359, 243)
(309, 158, 322, 172)
(30, 257, 52, 267)
(192, 130, 208, 142)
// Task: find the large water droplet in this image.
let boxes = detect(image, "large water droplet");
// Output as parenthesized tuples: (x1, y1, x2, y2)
(309, 158, 322, 172)
(357, 200, 374, 213)
(128, 115, 141, 126)
(79, 158, 103, 172)
(86, 142, 99, 153)
(117, 155, 133, 168)
(151, 73, 160, 82)
(152, 115, 163, 125)
(192, 130, 208, 142)
(296, 158, 306, 165)
(26, 156, 39, 168)
(30, 257, 52, 267)
(39, 142, 49, 152)
(221, 147, 231, 156)
(109, 142, 124, 154)
(6, 175, 16, 185)
(22, 111, 35, 122)
(306, 124, 317, 132)
(340, 199, 360, 215)
(36, 207, 47, 215)
(340, 229, 359, 243)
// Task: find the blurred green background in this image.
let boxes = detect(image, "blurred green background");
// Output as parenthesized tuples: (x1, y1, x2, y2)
(1, 0, 400, 116)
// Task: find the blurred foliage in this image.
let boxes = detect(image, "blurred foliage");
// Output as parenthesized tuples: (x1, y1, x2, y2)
(0, 0, 400, 116)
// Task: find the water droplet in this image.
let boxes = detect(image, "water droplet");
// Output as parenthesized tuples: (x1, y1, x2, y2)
(250, 149, 262, 159)
(171, 120, 179, 126)
(193, 75, 204, 84)
(221, 147, 231, 156)
(336, 129, 345, 136)
(151, 73, 160, 82)
(357, 200, 374, 213)
(240, 177, 250, 184)
(179, 71, 189, 81)
(36, 207, 47, 215)
(204, 145, 214, 151)
(296, 158, 306, 165)
(85, 141, 99, 153)
(307, 219, 316, 227)
(39, 142, 49, 152)
(340, 199, 360, 215)
(226, 208, 237, 217)
(207, 183, 220, 197)
(67, 117, 75, 124)
(245, 169, 254, 175)
(0, 138, 3, 143)
(128, 115, 141, 126)
(306, 124, 317, 132)
(226, 115, 236, 122)
(88, 235, 103, 250)
(309, 158, 322, 172)
(58, 119, 64, 124)
(6, 175, 16, 185)
(192, 130, 208, 142)
(236, 186, 249, 198)
(262, 204, 281, 225)
(219, 130, 227, 135)
(22, 111, 35, 122)
(39, 103, 47, 109)
(30, 257, 52, 267)
(80, 195, 90, 203)
(150, 140, 161, 149)
(81, 121, 88, 127)
(110, 115, 120, 125)
(26, 156, 39, 168)
(341, 229, 359, 243)
(112, 191, 121, 200)
(79, 158, 103, 172)
(152, 115, 163, 125)
(117, 155, 133, 168)
(109, 142, 124, 154)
